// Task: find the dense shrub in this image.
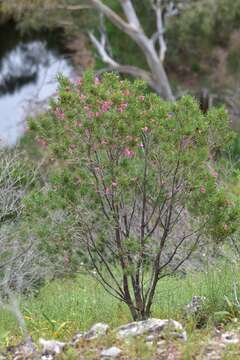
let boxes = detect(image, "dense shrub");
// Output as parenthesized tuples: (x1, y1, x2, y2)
(28, 72, 239, 319)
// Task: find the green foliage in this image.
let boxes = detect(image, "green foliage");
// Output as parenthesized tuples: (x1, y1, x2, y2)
(167, 0, 240, 67)
(26, 71, 240, 319)
(227, 48, 240, 74)
(29, 71, 237, 242)
(1, 261, 240, 343)
(0, 149, 35, 226)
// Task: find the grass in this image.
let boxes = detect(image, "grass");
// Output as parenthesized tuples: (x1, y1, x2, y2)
(1, 260, 240, 348)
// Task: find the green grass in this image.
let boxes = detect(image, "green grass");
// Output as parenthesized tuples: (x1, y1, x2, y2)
(1, 261, 240, 347)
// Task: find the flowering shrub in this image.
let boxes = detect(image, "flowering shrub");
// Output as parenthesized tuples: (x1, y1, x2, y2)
(29, 72, 239, 320)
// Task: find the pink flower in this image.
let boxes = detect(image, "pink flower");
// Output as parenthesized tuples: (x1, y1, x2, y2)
(105, 187, 110, 195)
(212, 171, 218, 178)
(139, 95, 145, 101)
(54, 108, 65, 120)
(95, 77, 101, 85)
(123, 148, 135, 158)
(118, 102, 128, 113)
(76, 121, 82, 128)
(75, 78, 82, 86)
(112, 182, 117, 187)
(87, 111, 95, 119)
(84, 105, 90, 111)
(101, 100, 113, 113)
(36, 137, 48, 148)
(79, 94, 86, 100)
(223, 224, 228, 231)
(123, 89, 130, 96)
(200, 186, 206, 194)
(95, 112, 101, 118)
(101, 139, 108, 145)
(138, 143, 144, 148)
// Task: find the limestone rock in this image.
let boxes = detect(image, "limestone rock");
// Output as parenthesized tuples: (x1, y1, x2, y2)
(116, 318, 187, 341)
(71, 323, 110, 347)
(83, 323, 109, 340)
(70, 332, 83, 347)
(7, 337, 36, 360)
(221, 332, 239, 344)
(41, 356, 54, 360)
(100, 346, 122, 358)
(39, 338, 66, 355)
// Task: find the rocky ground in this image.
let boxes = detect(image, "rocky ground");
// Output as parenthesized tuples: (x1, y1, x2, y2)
(4, 319, 240, 359)
(3, 297, 240, 359)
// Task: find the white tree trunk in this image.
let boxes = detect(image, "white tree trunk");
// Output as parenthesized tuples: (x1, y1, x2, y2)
(88, 0, 175, 100)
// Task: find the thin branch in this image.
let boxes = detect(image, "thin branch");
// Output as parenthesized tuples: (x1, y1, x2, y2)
(56, 5, 91, 11)
(151, 0, 167, 62)
(89, 0, 134, 34)
(96, 66, 157, 89)
(89, 32, 119, 67)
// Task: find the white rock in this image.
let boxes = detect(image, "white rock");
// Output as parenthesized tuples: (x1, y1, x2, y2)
(221, 332, 239, 344)
(101, 346, 121, 358)
(11, 338, 36, 360)
(117, 318, 187, 341)
(39, 338, 66, 354)
(70, 332, 83, 346)
(84, 323, 109, 340)
(41, 356, 54, 360)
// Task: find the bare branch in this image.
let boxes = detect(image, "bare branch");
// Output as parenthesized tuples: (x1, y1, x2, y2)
(56, 5, 91, 11)
(151, 0, 167, 62)
(89, 0, 174, 99)
(89, 0, 133, 34)
(89, 32, 119, 67)
(96, 65, 158, 89)
(118, 0, 142, 29)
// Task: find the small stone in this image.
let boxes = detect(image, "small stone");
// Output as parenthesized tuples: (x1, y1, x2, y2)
(8, 338, 36, 360)
(39, 338, 66, 355)
(101, 346, 121, 358)
(70, 333, 83, 347)
(83, 323, 109, 340)
(116, 318, 187, 341)
(146, 334, 155, 342)
(41, 356, 54, 360)
(221, 332, 239, 344)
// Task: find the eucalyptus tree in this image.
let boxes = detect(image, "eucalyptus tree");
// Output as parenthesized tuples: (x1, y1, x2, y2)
(1, 0, 188, 100)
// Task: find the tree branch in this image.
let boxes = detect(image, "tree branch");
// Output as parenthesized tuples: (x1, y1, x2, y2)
(89, 32, 119, 67)
(118, 0, 142, 29)
(97, 65, 159, 90)
(151, 0, 167, 62)
(89, 0, 134, 34)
